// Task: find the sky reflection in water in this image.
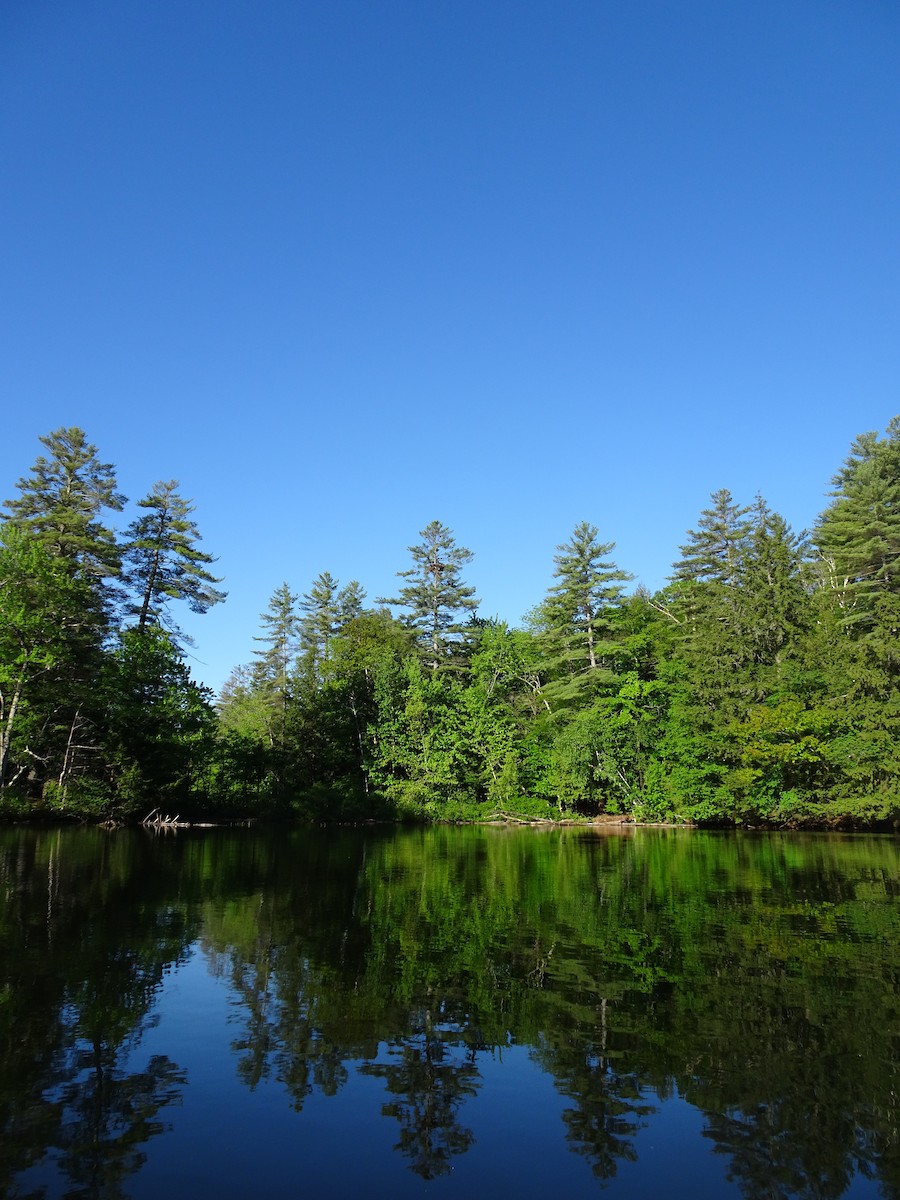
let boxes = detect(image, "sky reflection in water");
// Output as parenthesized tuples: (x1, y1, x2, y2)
(2, 826, 898, 1199)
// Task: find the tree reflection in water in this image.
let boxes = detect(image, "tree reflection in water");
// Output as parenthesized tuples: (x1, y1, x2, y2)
(49, 1031, 185, 1200)
(532, 1032, 654, 1180)
(361, 1010, 480, 1180)
(0, 830, 190, 1199)
(4, 826, 900, 1198)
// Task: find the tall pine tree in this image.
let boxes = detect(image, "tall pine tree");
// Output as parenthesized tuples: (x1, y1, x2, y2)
(4, 427, 124, 581)
(538, 521, 631, 679)
(122, 480, 225, 637)
(2, 429, 125, 800)
(380, 521, 478, 669)
(815, 417, 900, 627)
(299, 572, 366, 677)
(252, 582, 300, 747)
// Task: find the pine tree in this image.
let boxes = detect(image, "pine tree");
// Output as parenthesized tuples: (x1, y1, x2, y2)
(668, 488, 754, 692)
(379, 521, 479, 668)
(815, 417, 900, 626)
(738, 496, 810, 671)
(299, 572, 367, 674)
(662, 494, 816, 821)
(808, 419, 900, 811)
(540, 522, 632, 675)
(4, 427, 124, 580)
(252, 583, 300, 746)
(2, 429, 124, 798)
(337, 579, 366, 624)
(672, 489, 752, 587)
(122, 480, 225, 636)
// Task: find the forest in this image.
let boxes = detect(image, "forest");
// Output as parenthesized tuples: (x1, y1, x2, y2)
(1, 421, 899, 827)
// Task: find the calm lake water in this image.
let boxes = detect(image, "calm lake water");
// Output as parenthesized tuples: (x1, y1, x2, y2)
(1, 824, 899, 1199)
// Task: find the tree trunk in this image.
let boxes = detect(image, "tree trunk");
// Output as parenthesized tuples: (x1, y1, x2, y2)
(0, 669, 27, 791)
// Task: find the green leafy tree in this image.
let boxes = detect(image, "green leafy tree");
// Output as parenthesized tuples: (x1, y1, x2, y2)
(122, 480, 225, 636)
(217, 664, 272, 742)
(465, 623, 550, 811)
(102, 626, 217, 812)
(0, 524, 95, 795)
(380, 521, 479, 668)
(2, 430, 127, 804)
(371, 656, 476, 814)
(321, 609, 415, 808)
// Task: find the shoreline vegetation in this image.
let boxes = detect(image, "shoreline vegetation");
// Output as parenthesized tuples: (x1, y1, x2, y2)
(4, 422, 900, 830)
(9, 812, 900, 833)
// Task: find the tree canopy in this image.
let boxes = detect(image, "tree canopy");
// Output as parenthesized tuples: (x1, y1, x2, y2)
(4, 419, 900, 827)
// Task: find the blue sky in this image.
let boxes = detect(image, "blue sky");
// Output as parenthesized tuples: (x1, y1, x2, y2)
(2, 0, 898, 693)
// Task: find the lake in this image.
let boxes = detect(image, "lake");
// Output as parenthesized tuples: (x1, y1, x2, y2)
(1, 824, 898, 1199)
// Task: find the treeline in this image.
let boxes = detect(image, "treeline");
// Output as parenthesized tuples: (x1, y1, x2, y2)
(216, 417, 900, 826)
(2, 420, 900, 824)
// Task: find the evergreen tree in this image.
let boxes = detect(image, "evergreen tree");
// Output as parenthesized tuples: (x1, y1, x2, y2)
(337, 579, 366, 623)
(2, 430, 125, 803)
(667, 488, 755, 706)
(815, 417, 900, 626)
(662, 494, 816, 822)
(299, 572, 366, 676)
(737, 496, 810, 673)
(122, 480, 225, 636)
(539, 522, 632, 679)
(379, 521, 478, 668)
(252, 583, 300, 747)
(672, 488, 752, 587)
(4, 427, 124, 580)
(805, 419, 900, 814)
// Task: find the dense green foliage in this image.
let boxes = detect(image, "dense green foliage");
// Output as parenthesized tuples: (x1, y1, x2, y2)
(0, 430, 219, 819)
(3, 421, 900, 824)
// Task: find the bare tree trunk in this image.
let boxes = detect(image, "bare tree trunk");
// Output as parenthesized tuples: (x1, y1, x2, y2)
(0, 670, 27, 791)
(58, 706, 83, 801)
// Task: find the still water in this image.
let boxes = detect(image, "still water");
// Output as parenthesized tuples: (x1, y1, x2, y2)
(1, 824, 898, 1199)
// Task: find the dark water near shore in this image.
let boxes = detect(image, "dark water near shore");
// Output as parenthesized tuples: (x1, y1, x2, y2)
(1, 824, 899, 1199)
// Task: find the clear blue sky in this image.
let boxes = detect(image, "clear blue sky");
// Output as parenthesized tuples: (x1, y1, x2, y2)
(2, 0, 898, 693)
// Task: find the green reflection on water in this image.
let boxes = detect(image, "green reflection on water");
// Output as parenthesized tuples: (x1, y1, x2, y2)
(1, 825, 899, 1197)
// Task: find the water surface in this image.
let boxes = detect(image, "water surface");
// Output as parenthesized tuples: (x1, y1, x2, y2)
(1, 825, 898, 1199)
